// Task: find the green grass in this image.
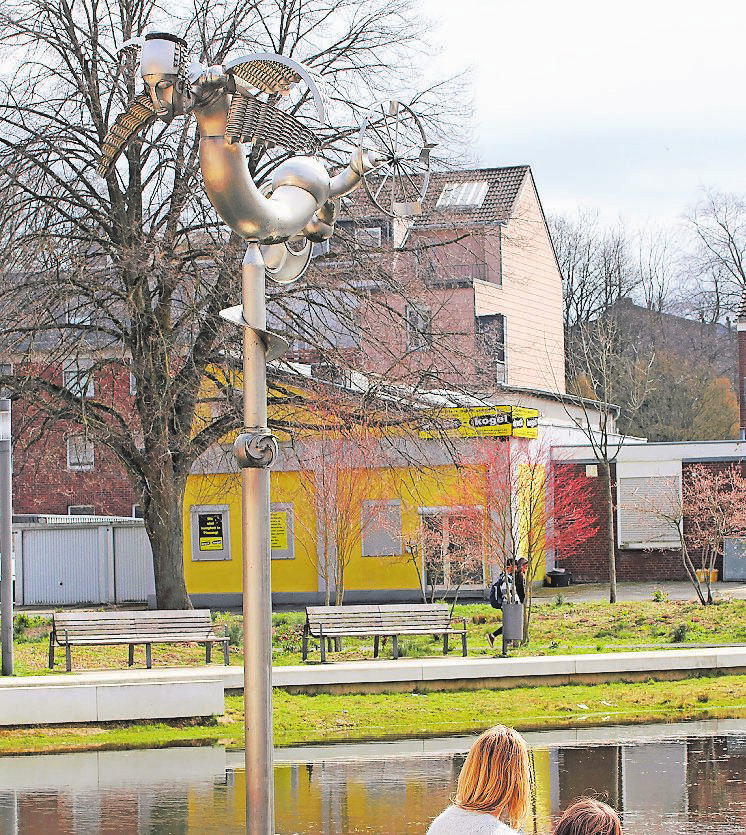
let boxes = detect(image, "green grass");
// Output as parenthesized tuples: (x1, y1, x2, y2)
(12, 599, 746, 673)
(2, 673, 746, 755)
(6, 601, 746, 755)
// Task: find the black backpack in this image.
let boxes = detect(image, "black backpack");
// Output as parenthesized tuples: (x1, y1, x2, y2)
(489, 573, 507, 609)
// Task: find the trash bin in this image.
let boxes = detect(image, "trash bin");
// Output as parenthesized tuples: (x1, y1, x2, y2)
(544, 569, 571, 587)
(501, 602, 524, 641)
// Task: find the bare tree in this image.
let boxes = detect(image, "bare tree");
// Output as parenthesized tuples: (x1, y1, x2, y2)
(0, 0, 464, 607)
(549, 210, 640, 331)
(683, 189, 746, 323)
(562, 313, 653, 603)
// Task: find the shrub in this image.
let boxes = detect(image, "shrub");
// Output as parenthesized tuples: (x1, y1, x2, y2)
(652, 587, 669, 603)
(214, 612, 243, 647)
(670, 622, 689, 643)
(553, 593, 565, 607)
(272, 622, 304, 654)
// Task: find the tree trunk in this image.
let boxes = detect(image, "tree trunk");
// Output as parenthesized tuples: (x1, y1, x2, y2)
(601, 460, 617, 603)
(144, 473, 192, 610)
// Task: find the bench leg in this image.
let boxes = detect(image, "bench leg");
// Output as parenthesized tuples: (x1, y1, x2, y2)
(145, 644, 152, 669)
(302, 625, 309, 662)
(373, 635, 379, 658)
(206, 643, 212, 664)
(65, 644, 71, 673)
(335, 637, 342, 652)
(392, 636, 398, 660)
(319, 627, 326, 663)
(223, 639, 230, 666)
(128, 644, 135, 667)
(48, 633, 55, 669)
(443, 634, 449, 655)
(461, 632, 467, 657)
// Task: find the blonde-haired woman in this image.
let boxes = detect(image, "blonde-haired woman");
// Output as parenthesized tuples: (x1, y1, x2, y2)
(427, 725, 531, 834)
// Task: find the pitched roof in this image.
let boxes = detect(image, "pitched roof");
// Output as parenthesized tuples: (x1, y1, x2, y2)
(415, 166, 530, 226)
(341, 165, 530, 226)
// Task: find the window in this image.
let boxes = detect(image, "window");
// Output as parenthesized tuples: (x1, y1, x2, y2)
(62, 358, 94, 397)
(67, 436, 94, 471)
(420, 509, 485, 589)
(132, 504, 144, 519)
(68, 504, 95, 515)
(270, 503, 295, 560)
(311, 240, 330, 257)
(65, 298, 92, 326)
(0, 362, 12, 398)
(476, 313, 506, 383)
(617, 474, 681, 549)
(406, 303, 432, 350)
(436, 181, 489, 208)
(361, 500, 402, 557)
(129, 363, 137, 396)
(189, 505, 231, 561)
(354, 226, 382, 247)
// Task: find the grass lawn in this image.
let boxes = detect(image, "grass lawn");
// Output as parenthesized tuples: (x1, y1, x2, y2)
(5, 599, 746, 755)
(11, 597, 746, 673)
(1, 673, 745, 755)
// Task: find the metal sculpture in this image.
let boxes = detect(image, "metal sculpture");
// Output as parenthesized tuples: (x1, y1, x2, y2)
(98, 30, 431, 835)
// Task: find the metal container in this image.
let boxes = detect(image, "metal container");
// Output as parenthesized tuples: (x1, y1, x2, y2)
(501, 602, 524, 641)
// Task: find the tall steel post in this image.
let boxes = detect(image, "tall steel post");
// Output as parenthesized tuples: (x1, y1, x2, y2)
(240, 244, 274, 834)
(0, 399, 13, 677)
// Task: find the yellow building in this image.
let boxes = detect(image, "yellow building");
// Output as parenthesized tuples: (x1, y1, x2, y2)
(183, 393, 546, 608)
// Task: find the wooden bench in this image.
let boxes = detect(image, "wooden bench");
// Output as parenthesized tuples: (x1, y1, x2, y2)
(48, 610, 230, 671)
(301, 603, 468, 662)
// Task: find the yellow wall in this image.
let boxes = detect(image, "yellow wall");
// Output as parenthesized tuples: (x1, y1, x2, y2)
(182, 463, 477, 597)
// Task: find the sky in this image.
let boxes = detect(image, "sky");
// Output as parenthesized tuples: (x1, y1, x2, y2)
(424, 0, 746, 228)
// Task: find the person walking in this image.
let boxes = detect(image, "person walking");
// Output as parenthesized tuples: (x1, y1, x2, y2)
(553, 798, 622, 835)
(426, 725, 531, 834)
(486, 558, 527, 648)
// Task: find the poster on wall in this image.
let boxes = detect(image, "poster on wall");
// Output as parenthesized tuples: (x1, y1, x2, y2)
(198, 513, 224, 551)
(511, 407, 539, 439)
(189, 505, 231, 561)
(418, 406, 512, 439)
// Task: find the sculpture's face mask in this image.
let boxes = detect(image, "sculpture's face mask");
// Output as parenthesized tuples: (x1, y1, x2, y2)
(140, 34, 190, 124)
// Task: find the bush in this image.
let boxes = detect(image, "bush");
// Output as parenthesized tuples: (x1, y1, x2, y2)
(652, 587, 669, 603)
(214, 612, 243, 647)
(670, 622, 689, 643)
(553, 593, 565, 607)
(272, 622, 304, 654)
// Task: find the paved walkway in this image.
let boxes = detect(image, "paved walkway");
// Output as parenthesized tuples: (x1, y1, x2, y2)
(532, 579, 746, 603)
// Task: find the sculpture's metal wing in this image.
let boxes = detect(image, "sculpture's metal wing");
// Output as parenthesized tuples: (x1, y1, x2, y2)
(96, 94, 159, 177)
(224, 91, 320, 154)
(224, 53, 328, 123)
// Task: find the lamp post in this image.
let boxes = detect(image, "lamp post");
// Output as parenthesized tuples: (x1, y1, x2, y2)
(0, 398, 13, 676)
(97, 36, 429, 833)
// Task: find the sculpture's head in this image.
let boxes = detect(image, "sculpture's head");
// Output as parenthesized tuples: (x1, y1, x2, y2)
(140, 33, 191, 124)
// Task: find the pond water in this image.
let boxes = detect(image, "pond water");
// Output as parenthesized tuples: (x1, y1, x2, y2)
(0, 720, 745, 833)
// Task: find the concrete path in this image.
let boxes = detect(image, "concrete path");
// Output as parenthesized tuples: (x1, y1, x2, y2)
(3, 645, 746, 727)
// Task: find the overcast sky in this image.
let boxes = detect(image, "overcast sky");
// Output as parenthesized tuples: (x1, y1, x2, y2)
(424, 0, 746, 228)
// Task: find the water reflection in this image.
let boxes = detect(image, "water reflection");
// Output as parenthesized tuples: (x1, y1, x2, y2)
(0, 723, 745, 833)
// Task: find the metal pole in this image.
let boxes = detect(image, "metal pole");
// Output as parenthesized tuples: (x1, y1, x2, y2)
(0, 399, 13, 676)
(241, 244, 274, 834)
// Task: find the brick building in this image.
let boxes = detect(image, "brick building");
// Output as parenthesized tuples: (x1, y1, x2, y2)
(551, 440, 746, 582)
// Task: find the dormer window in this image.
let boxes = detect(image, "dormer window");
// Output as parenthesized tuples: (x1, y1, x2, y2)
(354, 226, 382, 247)
(436, 181, 489, 208)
